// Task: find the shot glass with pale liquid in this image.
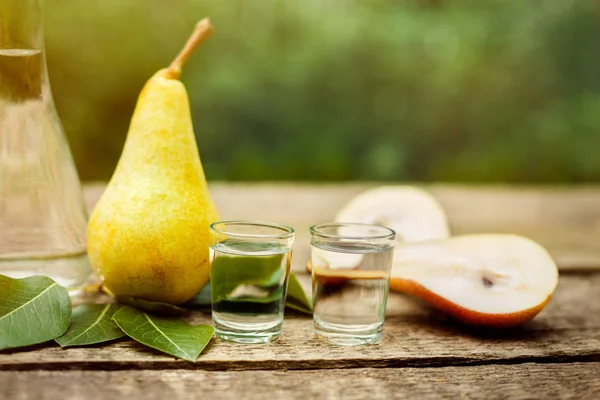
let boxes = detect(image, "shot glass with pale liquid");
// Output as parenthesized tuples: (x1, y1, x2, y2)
(209, 220, 295, 344)
(310, 223, 395, 346)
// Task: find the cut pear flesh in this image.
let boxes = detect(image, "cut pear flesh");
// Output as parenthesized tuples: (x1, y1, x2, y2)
(335, 186, 450, 242)
(390, 234, 559, 327)
(307, 186, 451, 273)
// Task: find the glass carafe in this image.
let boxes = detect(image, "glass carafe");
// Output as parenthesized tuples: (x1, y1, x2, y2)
(0, 0, 92, 289)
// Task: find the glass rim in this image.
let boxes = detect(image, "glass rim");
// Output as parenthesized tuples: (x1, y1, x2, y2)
(210, 220, 295, 240)
(310, 222, 396, 240)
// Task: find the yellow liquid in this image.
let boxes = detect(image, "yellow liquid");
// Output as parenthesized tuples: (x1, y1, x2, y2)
(0, 49, 43, 101)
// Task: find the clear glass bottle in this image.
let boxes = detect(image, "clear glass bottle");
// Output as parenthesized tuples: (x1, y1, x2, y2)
(0, 0, 92, 289)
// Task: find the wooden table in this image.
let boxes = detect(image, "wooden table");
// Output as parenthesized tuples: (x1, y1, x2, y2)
(2, 183, 600, 399)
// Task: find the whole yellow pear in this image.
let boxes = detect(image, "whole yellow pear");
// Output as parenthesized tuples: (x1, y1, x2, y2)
(87, 20, 218, 304)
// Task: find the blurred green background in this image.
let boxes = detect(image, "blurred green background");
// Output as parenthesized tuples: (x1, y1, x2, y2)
(44, 0, 600, 183)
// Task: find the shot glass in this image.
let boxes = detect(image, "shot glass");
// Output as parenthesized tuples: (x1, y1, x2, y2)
(310, 222, 396, 346)
(209, 220, 295, 344)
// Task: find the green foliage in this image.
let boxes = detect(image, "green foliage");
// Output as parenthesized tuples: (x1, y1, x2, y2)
(286, 272, 313, 315)
(210, 251, 284, 302)
(0, 273, 311, 359)
(112, 306, 214, 362)
(185, 273, 313, 315)
(0, 275, 71, 350)
(56, 304, 125, 347)
(44, 0, 600, 182)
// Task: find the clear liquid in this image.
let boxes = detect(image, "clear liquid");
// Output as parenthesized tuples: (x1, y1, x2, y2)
(0, 49, 91, 290)
(311, 242, 393, 345)
(210, 240, 291, 343)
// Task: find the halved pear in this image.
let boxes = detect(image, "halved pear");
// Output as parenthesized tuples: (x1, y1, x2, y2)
(335, 186, 450, 242)
(390, 234, 559, 327)
(307, 186, 450, 274)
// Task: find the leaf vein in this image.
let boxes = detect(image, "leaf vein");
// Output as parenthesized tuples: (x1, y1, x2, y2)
(0, 283, 58, 323)
(61, 304, 112, 346)
(142, 313, 192, 359)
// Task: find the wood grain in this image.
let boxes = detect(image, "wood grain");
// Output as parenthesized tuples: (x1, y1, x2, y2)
(2, 363, 599, 400)
(84, 183, 600, 271)
(2, 275, 599, 371)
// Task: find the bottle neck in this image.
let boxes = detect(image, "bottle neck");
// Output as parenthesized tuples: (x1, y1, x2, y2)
(0, 0, 44, 50)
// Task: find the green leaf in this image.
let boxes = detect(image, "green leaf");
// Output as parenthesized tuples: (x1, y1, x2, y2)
(257, 267, 285, 288)
(112, 306, 214, 362)
(210, 252, 284, 302)
(0, 275, 71, 350)
(55, 304, 125, 347)
(116, 296, 190, 317)
(186, 272, 313, 315)
(285, 273, 313, 315)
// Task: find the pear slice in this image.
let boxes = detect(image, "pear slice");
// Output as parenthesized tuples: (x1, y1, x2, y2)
(307, 186, 449, 274)
(335, 186, 450, 242)
(390, 234, 559, 327)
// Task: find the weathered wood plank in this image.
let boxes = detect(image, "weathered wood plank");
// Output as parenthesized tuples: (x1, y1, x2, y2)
(2, 363, 599, 400)
(83, 183, 600, 271)
(2, 275, 599, 371)
(1, 322, 597, 371)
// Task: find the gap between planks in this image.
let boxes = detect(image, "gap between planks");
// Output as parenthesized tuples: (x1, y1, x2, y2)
(2, 363, 600, 400)
(2, 350, 600, 372)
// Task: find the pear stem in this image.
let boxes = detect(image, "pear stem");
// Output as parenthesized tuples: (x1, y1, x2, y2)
(165, 18, 214, 79)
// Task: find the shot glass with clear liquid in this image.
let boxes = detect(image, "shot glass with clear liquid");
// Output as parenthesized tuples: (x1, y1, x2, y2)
(310, 222, 396, 346)
(209, 220, 295, 344)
